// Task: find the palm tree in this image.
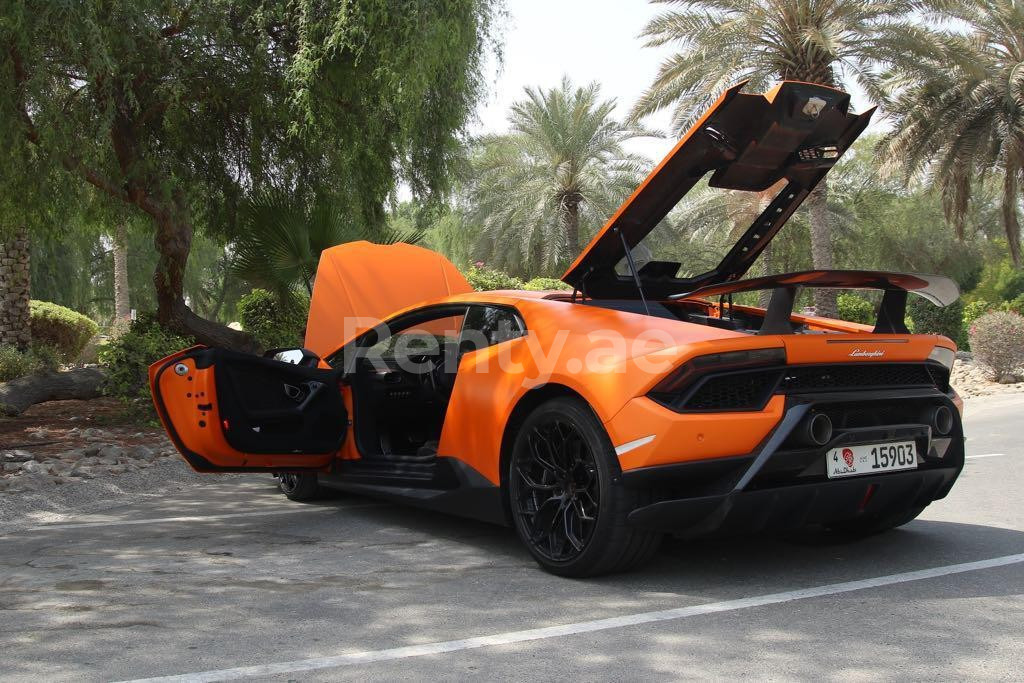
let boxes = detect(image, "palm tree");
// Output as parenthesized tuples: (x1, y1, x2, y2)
(112, 222, 130, 323)
(232, 190, 423, 304)
(467, 78, 656, 277)
(0, 225, 31, 349)
(878, 0, 1024, 266)
(630, 0, 922, 316)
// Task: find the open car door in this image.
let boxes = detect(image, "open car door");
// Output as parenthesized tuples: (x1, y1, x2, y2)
(149, 347, 347, 472)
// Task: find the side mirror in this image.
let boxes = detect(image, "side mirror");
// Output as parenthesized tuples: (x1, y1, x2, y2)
(265, 347, 321, 368)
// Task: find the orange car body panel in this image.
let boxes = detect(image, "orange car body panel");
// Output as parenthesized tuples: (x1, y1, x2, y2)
(305, 241, 472, 357)
(149, 348, 335, 470)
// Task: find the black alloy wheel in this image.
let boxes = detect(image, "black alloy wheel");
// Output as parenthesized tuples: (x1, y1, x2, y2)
(508, 397, 661, 577)
(512, 418, 601, 561)
(276, 472, 320, 501)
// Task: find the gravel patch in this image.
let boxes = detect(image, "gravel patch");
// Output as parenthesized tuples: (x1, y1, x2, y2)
(0, 453, 210, 532)
(951, 353, 1024, 398)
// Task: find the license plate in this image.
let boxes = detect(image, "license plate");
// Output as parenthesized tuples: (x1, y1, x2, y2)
(826, 441, 917, 479)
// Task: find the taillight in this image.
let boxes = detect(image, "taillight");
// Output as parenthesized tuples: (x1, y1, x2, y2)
(651, 347, 786, 395)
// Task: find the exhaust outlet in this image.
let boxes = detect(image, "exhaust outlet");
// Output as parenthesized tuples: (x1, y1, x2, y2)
(925, 405, 954, 435)
(793, 412, 833, 447)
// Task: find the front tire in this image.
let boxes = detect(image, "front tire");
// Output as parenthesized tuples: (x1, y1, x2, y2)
(277, 472, 321, 501)
(508, 397, 661, 577)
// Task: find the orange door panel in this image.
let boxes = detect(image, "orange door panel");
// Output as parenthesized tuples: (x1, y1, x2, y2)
(149, 347, 347, 472)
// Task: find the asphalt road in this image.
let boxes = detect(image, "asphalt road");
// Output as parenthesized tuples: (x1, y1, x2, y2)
(1, 394, 1022, 682)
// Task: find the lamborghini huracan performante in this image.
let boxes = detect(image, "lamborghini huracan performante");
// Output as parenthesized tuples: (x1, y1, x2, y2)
(150, 82, 966, 576)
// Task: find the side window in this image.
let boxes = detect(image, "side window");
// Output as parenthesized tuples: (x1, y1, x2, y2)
(460, 306, 525, 353)
(366, 312, 465, 359)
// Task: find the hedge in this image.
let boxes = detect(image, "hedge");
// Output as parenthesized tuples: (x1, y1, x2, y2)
(237, 289, 307, 350)
(29, 300, 99, 363)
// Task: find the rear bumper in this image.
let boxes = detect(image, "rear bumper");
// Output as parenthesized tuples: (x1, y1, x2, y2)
(626, 466, 959, 534)
(620, 389, 964, 535)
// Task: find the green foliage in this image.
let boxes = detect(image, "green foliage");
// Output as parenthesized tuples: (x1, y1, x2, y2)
(523, 277, 571, 291)
(973, 260, 1024, 303)
(237, 289, 308, 351)
(968, 311, 1024, 382)
(631, 0, 919, 131)
(98, 316, 194, 418)
(423, 210, 479, 269)
(1, 0, 501, 345)
(831, 139, 989, 284)
(234, 190, 423, 302)
(467, 78, 653, 277)
(0, 344, 59, 382)
(29, 300, 99, 363)
(464, 266, 526, 291)
(908, 297, 964, 346)
(1004, 294, 1024, 315)
(962, 299, 998, 349)
(836, 294, 875, 325)
(878, 0, 1024, 265)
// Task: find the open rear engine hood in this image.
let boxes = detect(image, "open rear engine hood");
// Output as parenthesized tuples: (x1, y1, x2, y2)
(561, 81, 874, 298)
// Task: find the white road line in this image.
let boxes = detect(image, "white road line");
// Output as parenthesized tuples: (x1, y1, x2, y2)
(119, 552, 1024, 683)
(27, 503, 382, 531)
(967, 453, 1006, 459)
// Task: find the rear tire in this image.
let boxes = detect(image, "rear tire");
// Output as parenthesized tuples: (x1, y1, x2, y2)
(508, 397, 661, 577)
(828, 504, 927, 538)
(277, 472, 321, 502)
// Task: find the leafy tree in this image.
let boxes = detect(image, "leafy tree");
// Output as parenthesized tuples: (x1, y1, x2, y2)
(232, 189, 423, 305)
(0, 0, 500, 350)
(878, 0, 1024, 266)
(467, 78, 655, 277)
(629, 0, 926, 316)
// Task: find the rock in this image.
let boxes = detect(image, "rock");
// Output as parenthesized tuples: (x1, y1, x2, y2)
(126, 445, 153, 460)
(83, 427, 110, 441)
(97, 445, 125, 461)
(20, 460, 45, 474)
(11, 472, 54, 490)
(1, 449, 33, 463)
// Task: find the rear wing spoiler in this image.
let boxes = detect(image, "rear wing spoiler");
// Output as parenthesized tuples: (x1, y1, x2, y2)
(671, 270, 960, 335)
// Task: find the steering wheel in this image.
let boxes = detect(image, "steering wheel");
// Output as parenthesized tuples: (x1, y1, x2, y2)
(410, 345, 457, 398)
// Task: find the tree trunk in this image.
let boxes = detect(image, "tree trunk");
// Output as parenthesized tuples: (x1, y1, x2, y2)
(807, 182, 837, 318)
(152, 202, 258, 352)
(113, 222, 131, 322)
(0, 367, 106, 416)
(0, 226, 32, 350)
(564, 199, 580, 259)
(1003, 165, 1021, 267)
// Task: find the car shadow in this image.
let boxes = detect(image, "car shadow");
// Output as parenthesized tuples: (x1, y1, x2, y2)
(300, 479, 1024, 594)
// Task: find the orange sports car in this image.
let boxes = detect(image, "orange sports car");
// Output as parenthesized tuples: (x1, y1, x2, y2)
(150, 82, 965, 576)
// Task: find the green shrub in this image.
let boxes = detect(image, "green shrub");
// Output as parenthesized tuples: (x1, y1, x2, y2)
(973, 259, 1024, 303)
(961, 299, 997, 349)
(836, 293, 875, 325)
(236, 289, 307, 350)
(968, 311, 1024, 382)
(0, 344, 60, 382)
(29, 300, 98, 363)
(464, 266, 526, 291)
(99, 315, 194, 419)
(523, 277, 571, 291)
(908, 296, 964, 346)
(1001, 294, 1024, 316)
